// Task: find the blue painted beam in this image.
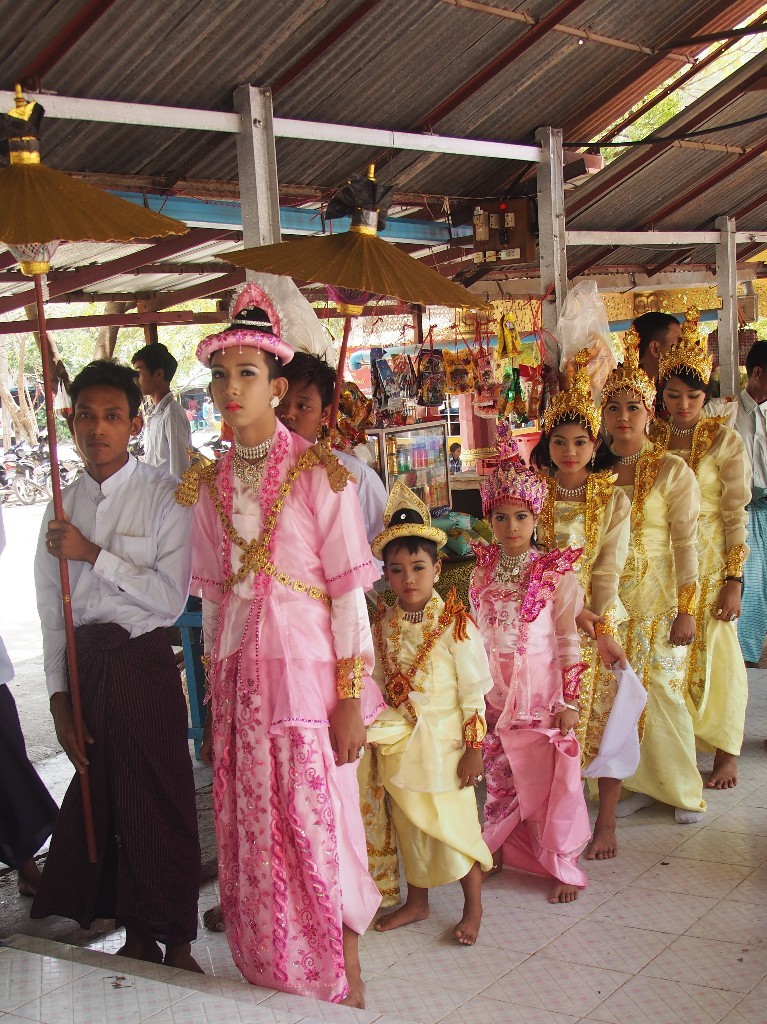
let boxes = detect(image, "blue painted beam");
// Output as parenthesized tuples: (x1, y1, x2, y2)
(110, 191, 473, 245)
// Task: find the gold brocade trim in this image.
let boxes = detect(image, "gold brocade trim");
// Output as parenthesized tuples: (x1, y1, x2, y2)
(629, 446, 665, 584)
(685, 574, 710, 706)
(648, 419, 670, 446)
(373, 588, 468, 716)
(206, 448, 339, 604)
(585, 471, 617, 562)
(595, 606, 619, 639)
(725, 543, 747, 577)
(688, 418, 725, 475)
(337, 656, 364, 699)
(200, 653, 211, 693)
(349, 223, 377, 236)
(175, 459, 218, 506)
(539, 483, 555, 549)
(9, 149, 40, 165)
(677, 582, 697, 616)
(539, 472, 615, 599)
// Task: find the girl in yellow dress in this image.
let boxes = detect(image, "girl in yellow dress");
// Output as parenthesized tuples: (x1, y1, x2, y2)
(650, 311, 750, 790)
(532, 353, 633, 860)
(362, 483, 493, 945)
(601, 333, 705, 824)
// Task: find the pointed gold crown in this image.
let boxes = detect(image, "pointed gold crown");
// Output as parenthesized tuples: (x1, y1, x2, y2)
(658, 307, 713, 385)
(542, 348, 600, 437)
(601, 327, 657, 410)
(371, 481, 447, 559)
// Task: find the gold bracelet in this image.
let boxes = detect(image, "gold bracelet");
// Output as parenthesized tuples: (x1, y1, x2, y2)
(462, 710, 487, 747)
(677, 583, 697, 616)
(337, 656, 364, 699)
(594, 607, 619, 639)
(725, 543, 747, 578)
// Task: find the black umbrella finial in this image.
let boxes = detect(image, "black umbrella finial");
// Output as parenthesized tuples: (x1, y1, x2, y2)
(325, 163, 395, 233)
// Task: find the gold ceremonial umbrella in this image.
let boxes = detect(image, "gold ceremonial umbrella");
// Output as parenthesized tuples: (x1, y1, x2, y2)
(218, 166, 487, 423)
(0, 85, 188, 863)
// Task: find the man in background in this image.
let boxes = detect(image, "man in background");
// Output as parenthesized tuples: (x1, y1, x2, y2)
(132, 343, 191, 480)
(634, 312, 682, 383)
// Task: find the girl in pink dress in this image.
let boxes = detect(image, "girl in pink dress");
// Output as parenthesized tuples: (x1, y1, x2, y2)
(470, 426, 592, 903)
(179, 283, 384, 1007)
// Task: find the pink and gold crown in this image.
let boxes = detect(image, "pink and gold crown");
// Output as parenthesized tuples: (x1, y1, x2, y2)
(196, 282, 295, 365)
(601, 327, 656, 410)
(542, 348, 600, 437)
(481, 421, 548, 516)
(658, 307, 713, 385)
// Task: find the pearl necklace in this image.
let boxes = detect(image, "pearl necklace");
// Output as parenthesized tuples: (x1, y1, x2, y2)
(617, 450, 642, 465)
(495, 549, 531, 584)
(555, 479, 587, 499)
(235, 437, 272, 461)
(670, 423, 696, 437)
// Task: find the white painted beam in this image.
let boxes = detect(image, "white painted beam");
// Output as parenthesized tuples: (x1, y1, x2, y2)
(567, 230, 767, 247)
(0, 91, 541, 162)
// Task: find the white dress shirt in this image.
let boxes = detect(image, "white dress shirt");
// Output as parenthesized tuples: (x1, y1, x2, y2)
(143, 393, 192, 480)
(34, 457, 192, 696)
(336, 449, 388, 545)
(734, 390, 767, 495)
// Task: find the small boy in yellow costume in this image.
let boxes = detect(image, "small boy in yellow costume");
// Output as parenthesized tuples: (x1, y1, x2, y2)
(361, 483, 493, 945)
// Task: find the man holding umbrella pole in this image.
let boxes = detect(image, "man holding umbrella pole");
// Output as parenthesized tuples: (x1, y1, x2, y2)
(32, 360, 202, 972)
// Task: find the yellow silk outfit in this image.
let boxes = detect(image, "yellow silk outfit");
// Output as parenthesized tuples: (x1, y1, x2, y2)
(617, 441, 705, 813)
(539, 471, 631, 767)
(360, 590, 493, 904)
(650, 418, 750, 755)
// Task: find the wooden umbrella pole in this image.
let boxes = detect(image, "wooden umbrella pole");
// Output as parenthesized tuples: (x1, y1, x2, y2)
(328, 315, 352, 429)
(33, 274, 98, 864)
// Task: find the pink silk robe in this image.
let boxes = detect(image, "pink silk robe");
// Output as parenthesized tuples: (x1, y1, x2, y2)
(190, 422, 384, 1002)
(470, 546, 592, 889)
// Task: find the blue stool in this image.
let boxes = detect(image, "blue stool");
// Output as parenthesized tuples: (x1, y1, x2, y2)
(175, 596, 206, 759)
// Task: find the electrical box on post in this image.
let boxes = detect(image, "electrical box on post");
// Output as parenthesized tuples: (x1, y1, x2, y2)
(471, 199, 536, 266)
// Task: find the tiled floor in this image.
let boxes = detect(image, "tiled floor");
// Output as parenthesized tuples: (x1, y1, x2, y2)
(3, 669, 766, 1024)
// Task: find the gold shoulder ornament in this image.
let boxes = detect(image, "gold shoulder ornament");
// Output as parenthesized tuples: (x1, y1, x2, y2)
(175, 450, 219, 506)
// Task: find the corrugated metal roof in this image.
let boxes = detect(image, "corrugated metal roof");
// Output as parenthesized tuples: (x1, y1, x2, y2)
(1, 0, 766, 302)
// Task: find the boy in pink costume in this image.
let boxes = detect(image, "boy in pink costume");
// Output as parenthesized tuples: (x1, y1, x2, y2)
(470, 425, 592, 903)
(179, 284, 384, 1007)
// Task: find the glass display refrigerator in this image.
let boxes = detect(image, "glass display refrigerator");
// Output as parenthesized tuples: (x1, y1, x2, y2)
(365, 422, 450, 509)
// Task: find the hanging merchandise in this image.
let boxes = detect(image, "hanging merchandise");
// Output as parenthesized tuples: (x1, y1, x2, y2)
(495, 313, 521, 376)
(416, 328, 446, 407)
(525, 367, 543, 423)
(391, 352, 418, 400)
(473, 328, 500, 419)
(443, 347, 476, 395)
(556, 280, 618, 400)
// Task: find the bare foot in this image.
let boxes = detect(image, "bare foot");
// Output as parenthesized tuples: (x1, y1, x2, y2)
(454, 908, 482, 945)
(17, 858, 41, 897)
(550, 882, 580, 904)
(341, 925, 365, 1009)
(203, 903, 226, 932)
(164, 943, 204, 973)
(375, 901, 429, 932)
(586, 822, 618, 860)
(116, 939, 164, 965)
(706, 750, 738, 789)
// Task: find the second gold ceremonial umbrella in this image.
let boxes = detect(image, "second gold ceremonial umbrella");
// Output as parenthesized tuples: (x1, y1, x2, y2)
(219, 166, 488, 423)
(0, 86, 189, 863)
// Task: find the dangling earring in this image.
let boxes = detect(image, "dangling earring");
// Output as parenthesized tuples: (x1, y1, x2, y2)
(270, 395, 280, 408)
(590, 450, 596, 469)
(644, 421, 650, 436)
